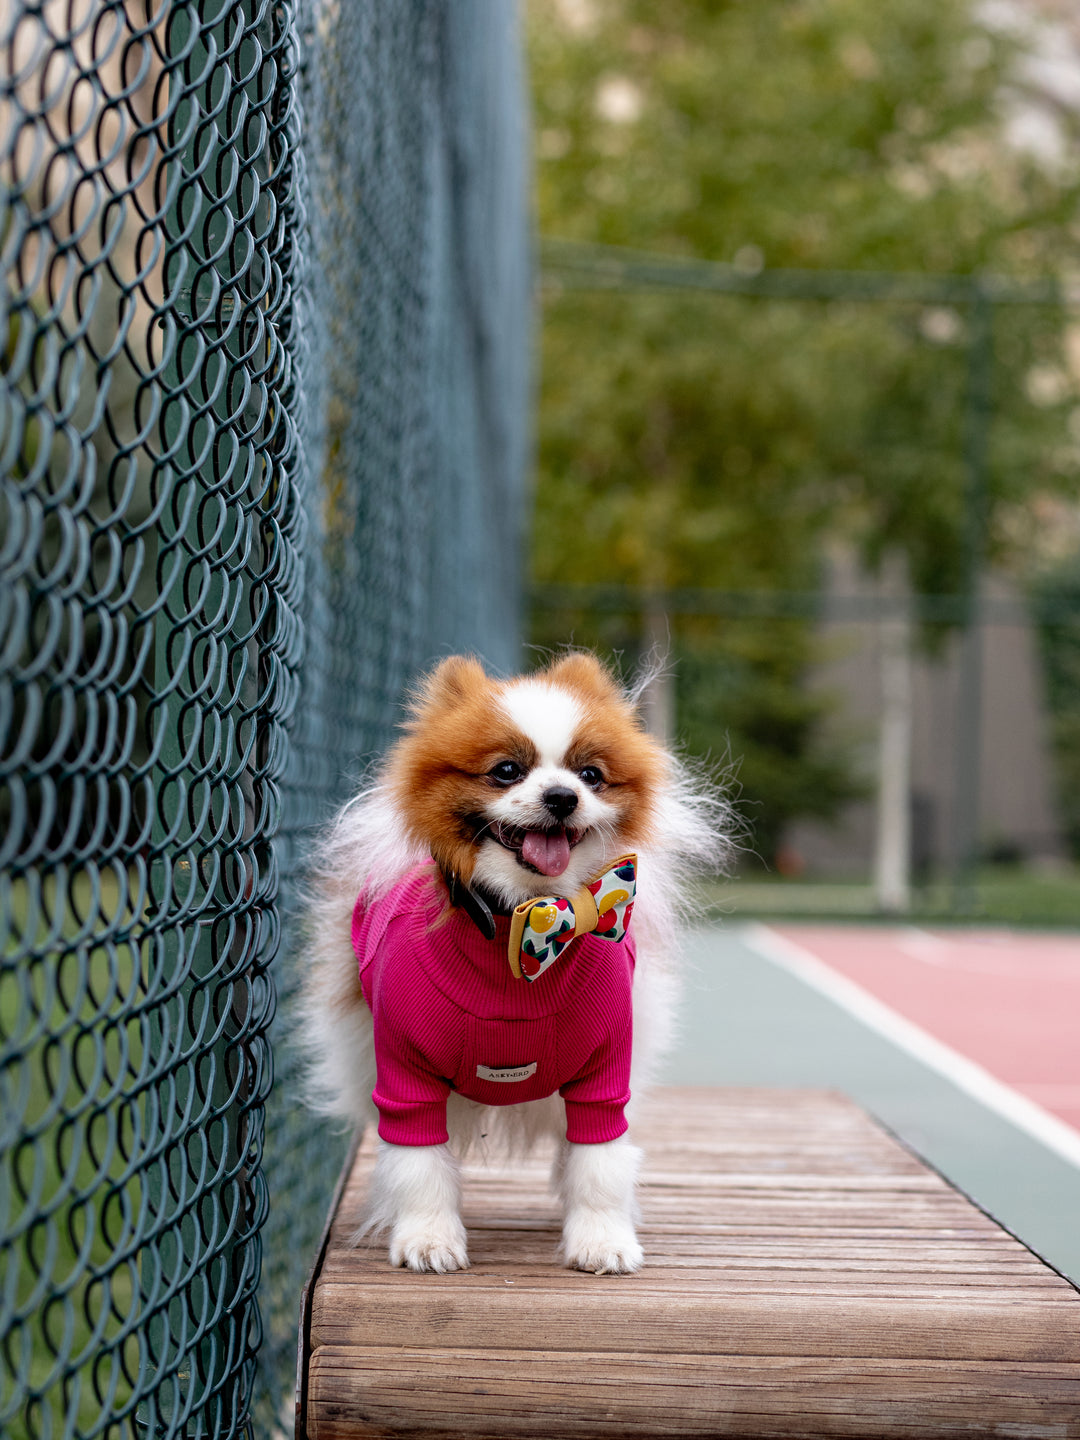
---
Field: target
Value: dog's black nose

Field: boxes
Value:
[543,785,579,820]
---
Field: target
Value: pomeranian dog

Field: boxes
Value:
[302,652,730,1274]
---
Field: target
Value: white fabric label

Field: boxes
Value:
[475,1062,538,1084]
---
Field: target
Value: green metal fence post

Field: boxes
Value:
[951,282,993,913]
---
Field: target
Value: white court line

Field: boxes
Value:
[740,921,1080,1172]
[896,926,954,963]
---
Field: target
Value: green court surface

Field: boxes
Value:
[661,922,1080,1285]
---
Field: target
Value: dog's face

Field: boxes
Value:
[387,653,664,906]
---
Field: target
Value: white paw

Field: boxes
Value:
[388,1216,469,1273]
[560,1213,644,1275]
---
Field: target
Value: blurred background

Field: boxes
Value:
[525,0,1080,925]
[4,2,1080,1436]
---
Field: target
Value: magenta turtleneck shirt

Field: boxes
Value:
[351,863,635,1146]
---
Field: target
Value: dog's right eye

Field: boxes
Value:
[489,760,525,785]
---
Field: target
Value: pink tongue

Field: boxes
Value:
[521,829,571,877]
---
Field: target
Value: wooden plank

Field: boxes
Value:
[300,1087,1080,1439]
[307,1347,1080,1440]
[309,1287,1080,1362]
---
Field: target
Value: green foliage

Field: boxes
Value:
[675,628,868,862]
[701,866,1080,925]
[528,0,1080,859]
[531,0,1074,269]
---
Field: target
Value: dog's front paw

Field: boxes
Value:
[559,1213,643,1275]
[389,1216,469,1273]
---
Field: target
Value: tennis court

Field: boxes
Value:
[665,920,1080,1284]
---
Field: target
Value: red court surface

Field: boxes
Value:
[770,925,1080,1136]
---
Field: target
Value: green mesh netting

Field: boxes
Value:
[0,2,531,1435]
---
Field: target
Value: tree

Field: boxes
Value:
[527,0,1080,863]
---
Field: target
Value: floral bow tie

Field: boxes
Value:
[507,855,637,981]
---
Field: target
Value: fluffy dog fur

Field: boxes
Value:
[301,652,732,1273]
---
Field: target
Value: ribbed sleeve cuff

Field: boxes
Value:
[563,1097,630,1145]
[374,1094,449,1146]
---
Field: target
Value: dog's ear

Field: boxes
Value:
[543,651,621,703]
[407,655,488,718]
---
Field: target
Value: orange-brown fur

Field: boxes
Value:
[386,653,664,884]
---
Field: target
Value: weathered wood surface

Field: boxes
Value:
[298,1088,1080,1439]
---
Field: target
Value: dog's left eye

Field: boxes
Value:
[578,766,604,787]
[489,760,525,785]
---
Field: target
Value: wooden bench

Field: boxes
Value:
[296,1087,1080,1438]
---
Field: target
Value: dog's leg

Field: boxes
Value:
[556,1134,644,1274]
[360,1140,469,1273]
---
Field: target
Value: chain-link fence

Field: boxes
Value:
[534,240,1078,917]
[1,1,531,1435]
